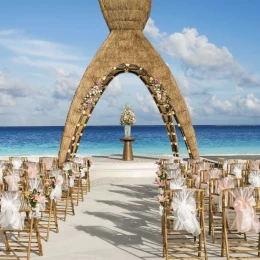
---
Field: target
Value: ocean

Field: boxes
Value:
[0,125,259,157]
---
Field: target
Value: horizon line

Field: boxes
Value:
[0,124,260,127]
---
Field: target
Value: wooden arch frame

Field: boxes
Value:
[58,0,200,163]
[63,63,183,162]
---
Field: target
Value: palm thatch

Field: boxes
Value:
[58,0,199,163]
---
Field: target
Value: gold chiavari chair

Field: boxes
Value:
[39,157,58,176]
[209,177,243,243]
[221,187,260,259]
[37,178,59,241]
[55,171,75,221]
[2,169,27,192]
[9,157,27,170]
[163,189,207,259]
[0,191,43,260]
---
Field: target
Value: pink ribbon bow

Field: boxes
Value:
[28,166,38,178]
[233,196,260,233]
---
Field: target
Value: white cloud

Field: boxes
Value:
[144,21,260,87]
[236,85,243,92]
[184,97,196,117]
[233,93,260,116]
[12,56,84,74]
[0,93,16,106]
[105,77,122,96]
[144,18,160,39]
[0,29,17,36]
[136,92,157,113]
[53,68,80,100]
[0,31,84,61]
[0,71,35,97]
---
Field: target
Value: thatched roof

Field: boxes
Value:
[58,0,199,163]
[99,0,151,30]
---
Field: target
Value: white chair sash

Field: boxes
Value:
[166,163,180,170]
[231,187,260,233]
[167,169,181,179]
[4,170,20,191]
[170,177,186,190]
[74,157,84,164]
[0,168,3,184]
[249,170,260,187]
[0,191,25,229]
[28,178,42,191]
[12,158,23,170]
[50,175,63,201]
[216,177,234,211]
[172,189,201,236]
[63,162,73,171]
[230,163,245,178]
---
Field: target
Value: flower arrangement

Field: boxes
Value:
[151,78,173,112]
[45,176,61,189]
[120,105,136,126]
[27,188,45,217]
[81,80,104,110]
[66,169,78,179]
[154,158,168,215]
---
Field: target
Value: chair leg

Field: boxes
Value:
[53,200,59,233]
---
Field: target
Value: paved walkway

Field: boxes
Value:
[1,177,259,259]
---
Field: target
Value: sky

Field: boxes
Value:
[0,0,260,126]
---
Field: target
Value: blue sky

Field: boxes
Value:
[0,0,260,126]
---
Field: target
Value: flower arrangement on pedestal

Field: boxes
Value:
[120,105,136,138]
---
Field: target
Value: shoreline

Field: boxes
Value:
[1,154,259,164]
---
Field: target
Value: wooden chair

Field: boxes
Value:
[55,171,75,221]
[39,157,58,176]
[9,157,27,170]
[37,178,59,241]
[0,191,43,260]
[209,177,243,243]
[163,189,207,259]
[221,187,260,259]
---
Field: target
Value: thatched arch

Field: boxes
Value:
[58,0,199,163]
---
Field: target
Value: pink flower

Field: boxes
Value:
[156,170,163,176]
[55,179,61,185]
[159,180,166,187]
[34,195,45,203]
[157,194,169,203]
[154,78,159,84]
[154,178,160,185]
[45,182,51,187]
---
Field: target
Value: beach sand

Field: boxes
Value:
[1,154,260,259]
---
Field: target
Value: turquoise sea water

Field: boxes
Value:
[0,125,259,156]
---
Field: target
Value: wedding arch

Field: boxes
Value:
[58,0,199,163]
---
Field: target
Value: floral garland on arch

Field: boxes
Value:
[152,78,173,113]
[81,80,104,110]
[154,158,169,216]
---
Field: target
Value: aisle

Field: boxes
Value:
[0,177,229,259]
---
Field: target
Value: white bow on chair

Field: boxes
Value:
[216,177,234,212]
[170,177,186,190]
[231,164,244,178]
[172,189,201,236]
[12,158,23,170]
[4,170,20,191]
[50,175,63,201]
[249,171,260,187]
[0,192,25,229]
